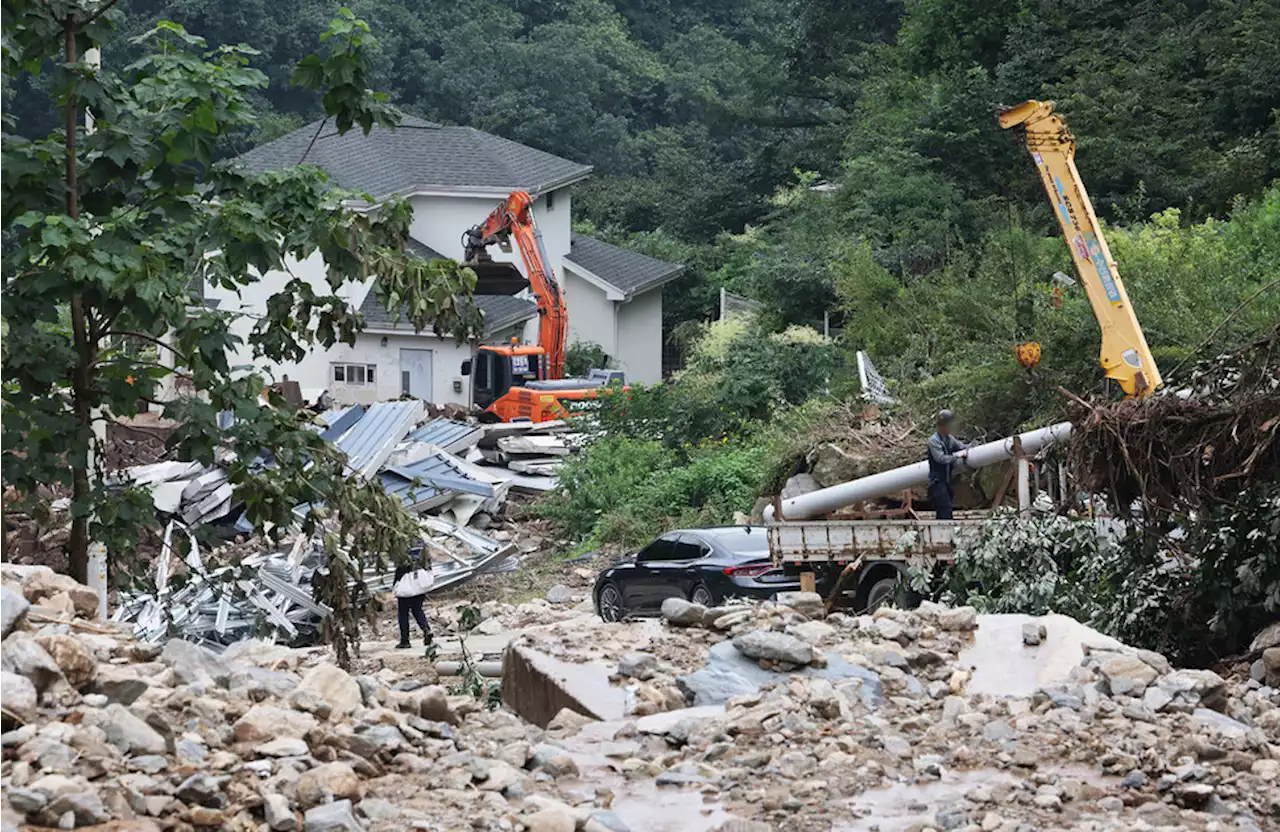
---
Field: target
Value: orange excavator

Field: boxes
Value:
[460,191,625,422]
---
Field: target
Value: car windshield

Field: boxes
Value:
[705,528,770,556]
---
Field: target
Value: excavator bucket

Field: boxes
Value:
[460,259,529,296]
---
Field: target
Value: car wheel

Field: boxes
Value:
[597,582,625,622]
[689,583,713,607]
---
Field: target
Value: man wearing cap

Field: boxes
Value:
[927,409,969,520]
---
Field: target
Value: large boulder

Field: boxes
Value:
[661,598,706,627]
[732,630,814,666]
[1,632,63,693]
[2,586,30,637]
[781,474,822,500]
[1098,653,1159,696]
[397,685,458,725]
[1262,647,1280,687]
[233,704,319,743]
[92,665,149,705]
[296,762,363,809]
[617,653,657,680]
[303,799,363,832]
[1,671,38,726]
[1155,668,1227,711]
[1251,622,1280,654]
[160,639,231,687]
[99,704,167,755]
[775,591,825,620]
[35,634,97,691]
[295,664,362,718]
[19,570,99,618]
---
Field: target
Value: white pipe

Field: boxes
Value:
[765,422,1073,522]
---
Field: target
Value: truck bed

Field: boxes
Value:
[768,518,984,566]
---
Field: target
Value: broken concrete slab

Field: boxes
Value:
[959,613,1124,698]
[502,644,628,728]
[497,435,571,456]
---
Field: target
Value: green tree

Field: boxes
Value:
[1,3,478,665]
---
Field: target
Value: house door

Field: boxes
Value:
[400,349,434,401]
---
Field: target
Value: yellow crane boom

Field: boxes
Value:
[999,99,1162,398]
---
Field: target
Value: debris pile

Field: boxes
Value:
[0,568,607,832]
[488,590,1280,831]
[110,403,583,647]
[3,564,1279,832]
[1069,325,1280,516]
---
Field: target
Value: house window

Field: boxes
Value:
[332,363,377,386]
[545,190,555,211]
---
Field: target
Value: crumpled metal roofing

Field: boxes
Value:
[380,450,496,513]
[335,400,423,477]
[405,417,484,453]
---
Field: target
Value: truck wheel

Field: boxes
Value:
[852,566,922,614]
[858,575,900,614]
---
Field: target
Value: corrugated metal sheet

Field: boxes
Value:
[380,451,496,512]
[320,405,362,427]
[336,400,423,478]
[406,418,483,453]
[320,405,366,441]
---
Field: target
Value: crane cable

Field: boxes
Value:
[1165,275,1280,381]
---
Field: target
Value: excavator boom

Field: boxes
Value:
[999,100,1162,398]
[463,191,568,379]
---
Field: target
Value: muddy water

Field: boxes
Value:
[960,613,1123,698]
[558,711,735,832]
[838,769,1021,831]
[838,764,1111,832]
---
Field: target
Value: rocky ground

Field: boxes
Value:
[3,561,1278,832]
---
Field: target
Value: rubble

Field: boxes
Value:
[3,564,1279,832]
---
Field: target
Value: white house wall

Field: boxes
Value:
[616,288,664,385]
[199,186,659,404]
[562,268,617,358]
[202,247,519,407]
[204,249,376,397]
[322,332,474,406]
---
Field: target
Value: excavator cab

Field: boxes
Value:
[462,344,546,411]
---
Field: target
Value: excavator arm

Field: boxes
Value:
[999,100,1162,398]
[462,191,568,380]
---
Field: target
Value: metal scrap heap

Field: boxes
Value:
[111,402,582,647]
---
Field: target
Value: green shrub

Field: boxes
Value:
[539,433,773,550]
[932,480,1280,665]
[537,437,674,544]
[591,317,836,448]
[565,341,613,377]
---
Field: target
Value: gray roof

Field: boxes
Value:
[360,279,536,338]
[565,233,685,299]
[234,116,592,199]
[405,238,446,261]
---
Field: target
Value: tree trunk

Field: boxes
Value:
[64,15,92,584]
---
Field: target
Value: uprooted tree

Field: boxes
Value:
[1,2,478,665]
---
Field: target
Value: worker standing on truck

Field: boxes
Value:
[927,409,969,520]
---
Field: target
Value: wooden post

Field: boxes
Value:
[800,572,817,593]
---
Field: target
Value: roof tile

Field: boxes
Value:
[565,233,685,298]
[234,116,592,198]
